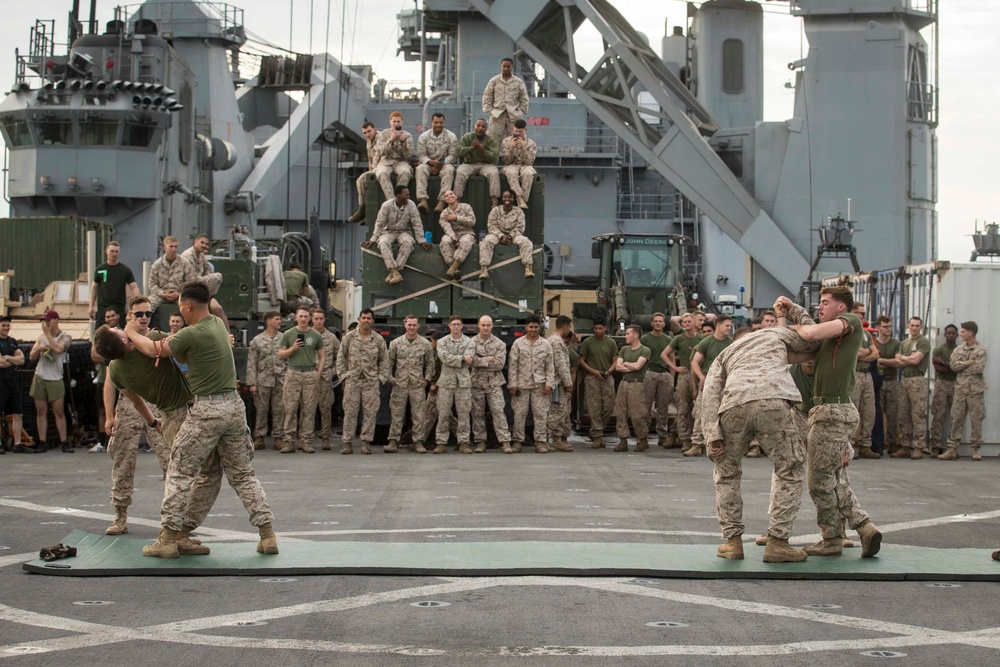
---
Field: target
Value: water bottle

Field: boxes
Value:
[425,231,433,244]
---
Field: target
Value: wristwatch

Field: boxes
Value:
[148,418,160,429]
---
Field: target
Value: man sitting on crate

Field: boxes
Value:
[362,184,431,285]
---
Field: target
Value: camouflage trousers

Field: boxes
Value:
[252,384,284,439]
[389,383,427,443]
[614,381,649,443]
[898,376,929,451]
[690,393,705,446]
[196,273,223,296]
[374,160,412,199]
[472,384,511,445]
[282,368,319,444]
[713,399,805,540]
[948,388,986,447]
[643,371,673,438]
[479,233,534,268]
[807,403,870,540]
[316,375,335,440]
[356,171,371,202]
[674,372,695,441]
[454,163,500,198]
[377,232,415,272]
[161,396,272,532]
[422,389,457,444]
[415,163,455,202]
[850,371,875,449]
[160,406,223,535]
[343,379,381,445]
[583,374,615,439]
[880,380,900,448]
[547,388,572,442]
[511,387,549,444]
[502,165,536,203]
[929,378,955,448]
[440,232,476,265]
[436,386,471,445]
[486,114,516,143]
[108,398,170,507]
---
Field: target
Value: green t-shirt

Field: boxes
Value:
[283,270,309,298]
[640,332,671,373]
[618,344,651,381]
[109,331,192,412]
[933,344,957,381]
[878,337,901,381]
[568,344,580,370]
[694,335,732,372]
[280,327,324,371]
[580,334,619,373]
[168,315,237,396]
[787,364,814,414]
[900,335,931,377]
[855,330,875,372]
[93,262,136,315]
[813,313,864,399]
[668,333,703,368]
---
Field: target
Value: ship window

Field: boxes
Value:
[34,118,72,145]
[80,119,119,146]
[123,120,156,147]
[722,39,744,94]
[0,118,32,147]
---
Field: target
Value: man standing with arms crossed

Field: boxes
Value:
[776,289,882,558]
[849,302,880,459]
[929,324,959,457]
[278,307,324,454]
[337,309,389,455]
[387,315,435,453]
[246,310,285,451]
[612,325,651,453]
[893,316,931,459]
[663,312,702,454]
[435,315,475,454]
[641,312,674,448]
[29,310,73,453]
[470,315,512,454]
[579,320,618,449]
[940,321,988,461]
[875,315,902,455]
[125,282,277,558]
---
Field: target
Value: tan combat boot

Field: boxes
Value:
[516,195,528,209]
[280,441,296,454]
[478,265,489,280]
[682,444,705,457]
[299,441,315,454]
[106,507,128,535]
[890,446,910,458]
[501,442,513,454]
[361,442,373,455]
[550,439,573,452]
[257,523,279,555]
[253,436,265,450]
[433,200,446,214]
[763,537,808,563]
[857,520,882,558]
[635,439,649,453]
[591,437,605,449]
[340,443,353,455]
[432,444,447,454]
[446,260,461,278]
[474,442,486,453]
[321,439,331,451]
[972,446,982,461]
[273,438,284,451]
[511,441,523,453]
[803,538,843,557]
[534,442,549,453]
[910,448,924,459]
[414,442,427,454]
[716,537,744,560]
[746,445,763,458]
[388,269,404,285]
[524,264,535,279]
[348,205,366,223]
[937,445,958,460]
[857,446,881,459]
[754,534,768,547]
[930,446,942,457]
[385,440,399,453]
[417,198,429,213]
[142,528,182,559]
[613,440,628,452]
[177,532,211,556]
[459,442,473,454]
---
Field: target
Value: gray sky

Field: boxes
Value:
[0,0,994,264]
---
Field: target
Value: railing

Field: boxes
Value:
[533,127,618,155]
[114,2,245,41]
[906,81,937,126]
[617,193,677,221]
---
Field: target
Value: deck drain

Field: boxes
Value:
[79,503,105,508]
[558,476,579,480]
[272,469,292,473]
[860,651,906,658]
[410,601,451,608]
[925,583,961,588]
[691,515,717,520]
[231,620,268,627]
[327,503,353,508]
[438,481,461,485]
[638,472,658,475]
[74,470,97,474]
[309,521,340,525]
[645,621,687,628]
[803,604,841,609]
[905,501,927,505]
[259,578,297,583]
[585,522,614,526]
[74,600,114,606]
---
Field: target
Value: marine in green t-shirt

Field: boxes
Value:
[109,330,192,412]
[580,329,619,374]
[280,326,324,371]
[283,267,309,298]
[640,331,671,374]
[694,334,732,373]
[168,315,238,396]
[788,362,815,415]
[813,312,864,400]
[617,343,651,381]
[877,335,901,381]
[900,326,931,378]
[667,332,703,369]
[932,336,958,382]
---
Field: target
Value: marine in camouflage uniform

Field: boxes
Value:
[387,319,435,453]
[702,322,818,562]
[640,314,674,443]
[336,311,389,454]
[368,190,426,281]
[181,239,222,295]
[929,326,958,453]
[374,112,414,199]
[579,323,618,447]
[481,58,529,142]
[436,319,475,452]
[665,316,702,447]
[108,397,170,503]
[438,191,477,277]
[941,323,988,460]
[146,236,197,312]
[508,317,554,452]
[546,315,575,453]
[313,312,341,449]
[350,122,381,223]
[453,119,501,201]
[849,326,878,458]
[479,193,535,278]
[613,326,651,453]
[875,317,901,453]
[415,114,457,211]
[894,319,931,459]
[278,310,324,453]
[246,315,285,449]
[470,316,511,453]
[500,120,537,207]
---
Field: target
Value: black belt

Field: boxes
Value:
[813,395,852,405]
[621,377,644,383]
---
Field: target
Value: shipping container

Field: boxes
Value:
[823,261,1000,446]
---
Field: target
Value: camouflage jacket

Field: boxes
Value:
[547,333,572,388]
[317,328,340,381]
[508,335,555,390]
[336,329,389,384]
[148,255,197,299]
[371,199,425,239]
[377,128,414,163]
[950,342,988,392]
[501,136,537,167]
[487,206,526,238]
[470,334,507,389]
[246,331,286,388]
[440,203,477,238]
[417,128,458,165]
[482,74,529,120]
[437,334,475,389]
[389,334,435,388]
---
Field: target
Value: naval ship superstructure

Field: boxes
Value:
[0,0,939,319]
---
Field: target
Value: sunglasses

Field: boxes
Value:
[132,311,152,319]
